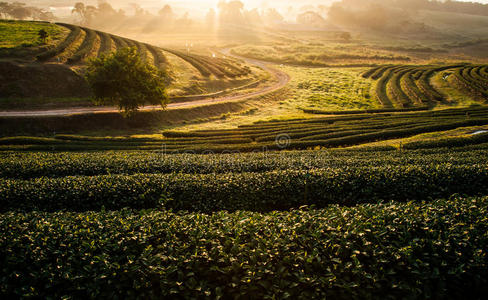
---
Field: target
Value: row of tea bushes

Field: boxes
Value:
[403,132,488,149]
[2,107,488,152]
[1,147,488,179]
[1,164,487,212]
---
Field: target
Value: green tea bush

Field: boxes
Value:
[404,132,488,149]
[146,44,167,69]
[97,31,112,55]
[1,147,487,179]
[1,163,487,212]
[480,66,488,79]
[112,35,129,48]
[373,68,394,107]
[302,106,428,115]
[67,27,96,64]
[1,197,487,298]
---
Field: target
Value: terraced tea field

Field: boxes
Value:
[1,106,487,152]
[362,64,488,108]
[28,22,251,79]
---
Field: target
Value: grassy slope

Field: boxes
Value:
[0,20,67,49]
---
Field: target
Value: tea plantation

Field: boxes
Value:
[1,142,488,298]
[2,106,488,152]
[2,20,488,299]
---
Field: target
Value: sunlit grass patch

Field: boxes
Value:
[283,66,379,111]
[0,20,67,48]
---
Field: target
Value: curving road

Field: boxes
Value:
[0,49,290,117]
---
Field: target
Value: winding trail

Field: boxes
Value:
[0,49,290,117]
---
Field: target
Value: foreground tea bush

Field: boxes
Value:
[1,164,487,212]
[1,197,487,299]
[1,147,488,179]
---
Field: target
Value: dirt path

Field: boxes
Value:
[0,49,290,117]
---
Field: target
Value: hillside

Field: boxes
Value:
[0,20,260,108]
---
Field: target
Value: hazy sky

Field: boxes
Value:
[35,0,488,17]
[36,0,488,10]
[104,0,488,7]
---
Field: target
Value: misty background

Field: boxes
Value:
[3,0,488,45]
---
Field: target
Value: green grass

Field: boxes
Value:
[231,43,411,67]
[0,20,67,49]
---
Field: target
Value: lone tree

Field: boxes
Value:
[85,47,169,115]
[38,29,48,44]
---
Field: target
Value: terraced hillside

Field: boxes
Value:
[0,21,256,101]
[32,23,251,79]
[1,106,487,152]
[362,64,488,108]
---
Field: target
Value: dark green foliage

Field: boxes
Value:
[480,66,488,79]
[31,22,244,83]
[417,67,450,103]
[373,67,395,107]
[37,29,48,44]
[111,35,128,49]
[84,47,169,115]
[400,70,428,105]
[5,147,485,179]
[387,67,412,107]
[1,196,488,298]
[449,67,488,101]
[369,65,392,80]
[360,65,382,78]
[130,39,148,62]
[1,161,487,212]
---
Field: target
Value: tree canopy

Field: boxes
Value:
[0,2,54,21]
[84,47,169,116]
[38,29,48,44]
